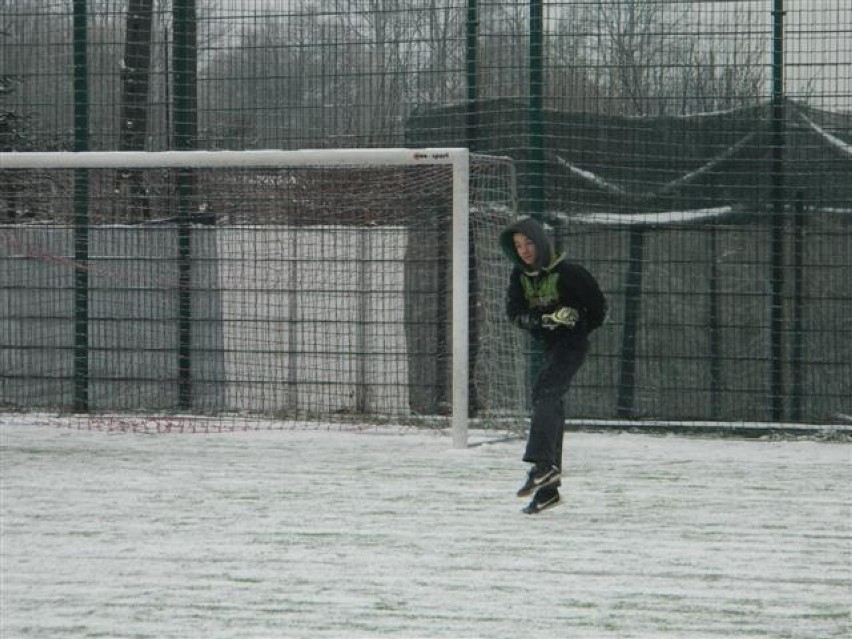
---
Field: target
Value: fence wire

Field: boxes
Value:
[1,1,850,425]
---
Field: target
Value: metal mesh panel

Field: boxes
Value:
[0,153,524,432]
[1,0,849,427]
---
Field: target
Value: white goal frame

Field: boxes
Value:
[0,148,473,447]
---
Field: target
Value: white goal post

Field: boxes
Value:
[0,148,524,447]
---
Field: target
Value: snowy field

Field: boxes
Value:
[1,419,850,639]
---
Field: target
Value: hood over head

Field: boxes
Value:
[499,216,558,274]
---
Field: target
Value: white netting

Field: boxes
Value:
[0,150,524,439]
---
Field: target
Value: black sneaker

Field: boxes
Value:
[516,463,561,498]
[522,488,562,515]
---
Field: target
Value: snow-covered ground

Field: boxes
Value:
[1,419,849,638]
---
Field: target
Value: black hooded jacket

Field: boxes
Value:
[499,217,607,341]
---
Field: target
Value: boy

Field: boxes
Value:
[499,217,607,514]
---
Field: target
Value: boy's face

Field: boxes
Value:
[513,232,537,266]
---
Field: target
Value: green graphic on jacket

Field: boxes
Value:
[520,271,561,310]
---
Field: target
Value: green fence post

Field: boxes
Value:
[174,0,197,410]
[467,0,480,415]
[526,0,545,394]
[466,0,479,152]
[528,0,544,220]
[72,0,89,412]
[769,0,786,421]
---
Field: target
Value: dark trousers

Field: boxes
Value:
[523,336,589,469]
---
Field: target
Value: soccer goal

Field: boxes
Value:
[0,148,525,447]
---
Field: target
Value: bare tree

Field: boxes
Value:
[200,2,329,148]
[326,0,422,145]
[478,1,529,100]
[420,0,465,104]
[546,6,601,113]
[678,8,766,113]
[579,0,765,116]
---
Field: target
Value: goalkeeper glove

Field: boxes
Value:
[541,306,580,330]
[515,312,543,332]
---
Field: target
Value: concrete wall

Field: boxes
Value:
[0,225,409,417]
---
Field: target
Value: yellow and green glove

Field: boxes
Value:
[541,306,579,330]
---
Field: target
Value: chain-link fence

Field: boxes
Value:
[1,1,850,426]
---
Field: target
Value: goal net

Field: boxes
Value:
[0,149,525,446]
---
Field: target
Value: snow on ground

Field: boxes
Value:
[1,420,849,639]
